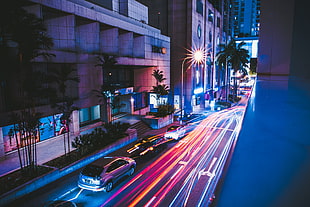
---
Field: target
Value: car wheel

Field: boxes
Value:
[105,181,113,192]
[128,167,135,176]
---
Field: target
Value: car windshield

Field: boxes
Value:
[81,164,103,177]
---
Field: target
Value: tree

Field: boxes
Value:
[151,69,166,86]
[48,64,80,156]
[1,1,54,173]
[95,54,118,84]
[150,69,170,105]
[216,39,249,99]
[149,70,174,117]
[10,110,42,174]
[94,54,118,123]
[0,0,54,109]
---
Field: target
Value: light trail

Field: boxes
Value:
[101,105,246,207]
[169,110,240,207]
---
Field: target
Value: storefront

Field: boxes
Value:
[1,113,66,153]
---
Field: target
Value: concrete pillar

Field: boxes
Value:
[45,14,76,51]
[258,0,295,75]
[23,4,42,17]
[71,110,80,136]
[76,22,100,53]
[133,35,145,58]
[100,28,119,54]
[119,32,133,56]
[0,127,4,159]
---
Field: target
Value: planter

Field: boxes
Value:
[142,114,174,129]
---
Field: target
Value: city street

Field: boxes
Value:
[7,95,248,207]
[101,106,245,207]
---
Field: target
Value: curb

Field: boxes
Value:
[0,129,137,206]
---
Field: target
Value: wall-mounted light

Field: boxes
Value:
[161,47,167,54]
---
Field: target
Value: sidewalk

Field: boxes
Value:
[0,134,77,177]
[0,115,180,178]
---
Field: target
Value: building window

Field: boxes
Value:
[2,113,69,153]
[208,9,214,22]
[79,105,101,126]
[133,92,148,111]
[197,24,202,39]
[209,31,212,42]
[196,0,203,15]
[217,17,220,27]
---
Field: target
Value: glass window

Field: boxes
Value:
[107,161,120,172]
[91,105,100,120]
[208,9,214,22]
[217,17,221,27]
[79,108,90,123]
[196,0,203,15]
[79,105,101,126]
[133,92,148,111]
[2,113,66,153]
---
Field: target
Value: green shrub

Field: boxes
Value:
[72,122,130,156]
[228,94,241,103]
[103,121,130,139]
[153,104,175,117]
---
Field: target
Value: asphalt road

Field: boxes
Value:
[6,107,245,207]
[101,107,244,207]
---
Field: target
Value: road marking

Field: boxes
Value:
[56,187,79,200]
[145,196,157,207]
[198,157,217,180]
[170,165,184,180]
[179,161,188,165]
[207,157,218,172]
[68,188,83,201]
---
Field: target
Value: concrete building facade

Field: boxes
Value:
[0,0,170,158]
[140,0,233,115]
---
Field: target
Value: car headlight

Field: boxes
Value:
[140,147,154,156]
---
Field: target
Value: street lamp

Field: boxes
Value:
[180,49,206,124]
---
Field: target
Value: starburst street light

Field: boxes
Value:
[180,47,207,124]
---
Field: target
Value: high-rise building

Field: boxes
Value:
[232,0,260,37]
[139,0,233,114]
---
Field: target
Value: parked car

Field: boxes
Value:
[127,135,168,159]
[164,125,186,140]
[214,101,231,111]
[78,156,136,192]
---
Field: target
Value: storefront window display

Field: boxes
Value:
[2,113,65,153]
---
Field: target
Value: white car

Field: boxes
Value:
[164,125,186,140]
[78,156,136,192]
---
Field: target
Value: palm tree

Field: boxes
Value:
[150,69,170,105]
[216,39,249,100]
[49,64,80,156]
[95,54,118,123]
[1,1,54,109]
[1,2,54,173]
[152,69,167,86]
[95,54,118,84]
